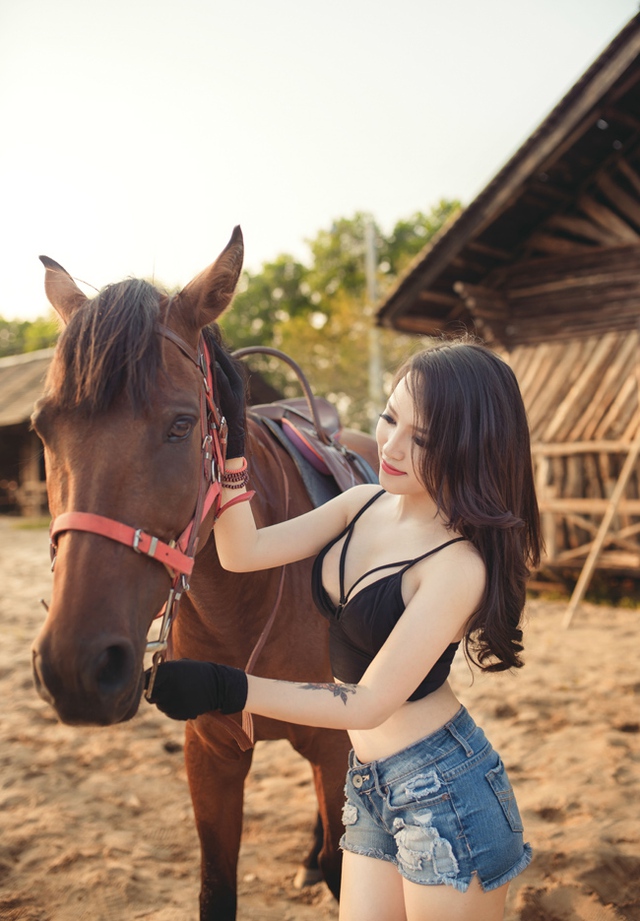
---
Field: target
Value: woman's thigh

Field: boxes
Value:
[339,851,406,921]
[402,875,509,921]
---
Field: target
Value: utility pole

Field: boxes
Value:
[365,219,385,433]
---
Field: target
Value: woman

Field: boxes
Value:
[147,337,541,921]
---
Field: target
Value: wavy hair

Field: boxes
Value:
[395,338,541,672]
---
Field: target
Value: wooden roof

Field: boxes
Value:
[0,349,54,427]
[377,14,640,346]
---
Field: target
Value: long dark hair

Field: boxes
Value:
[396,338,541,672]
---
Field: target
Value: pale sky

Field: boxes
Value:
[1,0,637,319]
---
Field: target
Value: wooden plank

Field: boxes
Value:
[536,454,556,561]
[526,340,589,437]
[527,232,596,255]
[617,157,640,197]
[466,241,512,260]
[569,335,639,440]
[507,312,640,344]
[417,290,460,307]
[544,551,640,571]
[531,439,637,455]
[578,194,640,242]
[594,374,637,441]
[541,333,618,441]
[502,243,640,288]
[538,498,640,513]
[562,424,640,627]
[507,269,640,299]
[596,172,640,230]
[544,213,620,246]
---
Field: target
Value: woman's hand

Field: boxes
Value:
[144,659,248,720]
[213,340,247,459]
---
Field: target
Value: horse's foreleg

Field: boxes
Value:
[294,811,324,889]
[184,719,253,921]
[292,727,351,902]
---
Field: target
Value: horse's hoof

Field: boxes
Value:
[293,866,323,889]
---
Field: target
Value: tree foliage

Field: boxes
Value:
[220,199,460,430]
[0,314,60,359]
[2,199,461,431]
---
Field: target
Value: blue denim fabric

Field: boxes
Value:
[340,706,531,892]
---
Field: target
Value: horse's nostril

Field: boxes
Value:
[94,643,134,695]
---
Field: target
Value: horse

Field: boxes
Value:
[30,227,379,920]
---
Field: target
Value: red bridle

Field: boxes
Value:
[48,325,250,698]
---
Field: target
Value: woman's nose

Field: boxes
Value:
[384,429,404,458]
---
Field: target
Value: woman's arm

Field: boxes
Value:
[210,338,379,572]
[214,472,379,573]
[148,541,484,728]
[242,541,484,728]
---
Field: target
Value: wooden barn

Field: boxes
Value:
[0,349,53,516]
[377,15,640,616]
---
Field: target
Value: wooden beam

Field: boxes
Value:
[544,213,620,246]
[531,440,637,455]
[596,172,640,230]
[417,290,460,307]
[617,157,640,196]
[507,271,634,300]
[527,232,596,255]
[562,423,640,628]
[538,498,640,514]
[578,193,640,242]
[466,241,513,260]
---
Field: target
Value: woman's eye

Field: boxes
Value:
[379,412,395,425]
[168,417,195,442]
[413,436,428,448]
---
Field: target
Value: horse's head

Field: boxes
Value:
[31,228,244,725]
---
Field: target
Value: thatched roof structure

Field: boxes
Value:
[0,348,54,427]
[377,16,640,615]
[377,14,640,345]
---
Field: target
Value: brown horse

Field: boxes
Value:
[31,228,379,920]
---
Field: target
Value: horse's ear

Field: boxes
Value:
[39,256,88,323]
[179,226,244,329]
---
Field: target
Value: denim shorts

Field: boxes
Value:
[340,706,531,892]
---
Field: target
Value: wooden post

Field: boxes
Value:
[562,424,640,628]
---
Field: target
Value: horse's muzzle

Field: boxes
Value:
[31,632,143,726]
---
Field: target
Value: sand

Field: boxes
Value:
[0,516,638,921]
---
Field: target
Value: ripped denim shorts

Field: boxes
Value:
[341,706,531,892]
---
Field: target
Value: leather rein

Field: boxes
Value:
[48,325,252,701]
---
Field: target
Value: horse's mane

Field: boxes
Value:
[48,279,165,415]
[46,276,240,417]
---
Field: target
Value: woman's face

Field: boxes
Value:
[375,374,427,495]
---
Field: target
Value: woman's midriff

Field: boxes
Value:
[347,681,462,763]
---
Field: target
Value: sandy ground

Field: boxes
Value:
[0,516,639,921]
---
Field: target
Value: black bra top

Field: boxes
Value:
[311,489,464,701]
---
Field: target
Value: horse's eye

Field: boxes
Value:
[167,416,196,442]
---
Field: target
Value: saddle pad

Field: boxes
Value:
[281,417,332,475]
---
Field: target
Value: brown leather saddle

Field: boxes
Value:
[233,346,378,506]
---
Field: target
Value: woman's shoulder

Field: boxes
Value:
[342,483,386,516]
[406,534,486,610]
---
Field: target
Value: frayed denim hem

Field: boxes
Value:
[339,835,397,866]
[340,836,533,893]
[479,842,533,892]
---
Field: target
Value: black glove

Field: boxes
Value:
[144,659,248,721]
[213,340,247,460]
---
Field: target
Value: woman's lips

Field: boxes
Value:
[381,459,405,476]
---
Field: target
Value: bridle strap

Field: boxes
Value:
[48,326,225,577]
[50,512,197,576]
[46,322,257,716]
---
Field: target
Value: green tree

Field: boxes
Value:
[0,314,59,358]
[220,200,461,430]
